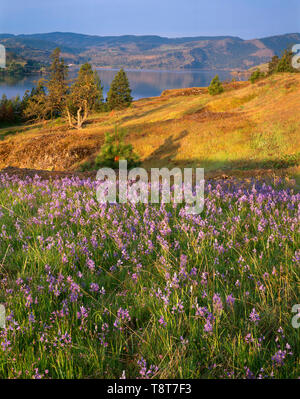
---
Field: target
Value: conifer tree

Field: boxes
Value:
[107,69,133,110]
[268,55,279,75]
[23,79,48,121]
[208,75,224,95]
[93,71,105,112]
[276,49,295,73]
[46,48,68,118]
[268,48,299,75]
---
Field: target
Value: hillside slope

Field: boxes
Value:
[0,73,299,179]
[0,32,299,70]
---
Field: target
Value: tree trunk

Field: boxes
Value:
[77,106,83,129]
[66,105,88,130]
[66,107,75,128]
[83,100,88,122]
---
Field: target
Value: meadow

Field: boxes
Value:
[0,173,299,379]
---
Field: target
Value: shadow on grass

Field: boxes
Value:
[120,102,173,124]
[0,121,47,140]
[144,134,300,171]
[0,119,67,140]
[144,130,189,164]
[0,129,18,141]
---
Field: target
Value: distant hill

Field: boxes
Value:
[0,32,299,70]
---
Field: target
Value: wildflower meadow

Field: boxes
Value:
[0,173,299,379]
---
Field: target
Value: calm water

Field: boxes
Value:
[0,68,237,100]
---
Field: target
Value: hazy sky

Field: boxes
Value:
[1,0,299,39]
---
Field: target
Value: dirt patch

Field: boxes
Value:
[284,78,300,90]
[161,87,208,97]
[184,107,241,122]
[0,166,97,180]
[0,131,102,171]
[0,166,297,189]
[223,81,250,91]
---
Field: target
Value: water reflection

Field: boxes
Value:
[0,68,237,100]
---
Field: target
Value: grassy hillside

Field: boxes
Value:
[0,73,299,180]
[0,74,299,380]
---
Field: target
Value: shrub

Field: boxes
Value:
[268,48,299,75]
[95,125,140,169]
[250,69,265,84]
[208,75,224,95]
[276,49,296,73]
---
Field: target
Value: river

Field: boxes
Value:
[0,68,240,100]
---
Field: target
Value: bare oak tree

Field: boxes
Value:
[66,63,103,129]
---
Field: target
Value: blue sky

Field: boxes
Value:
[1,0,299,38]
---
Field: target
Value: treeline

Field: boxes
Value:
[250,48,299,83]
[0,47,133,128]
[0,95,24,125]
[0,59,45,78]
